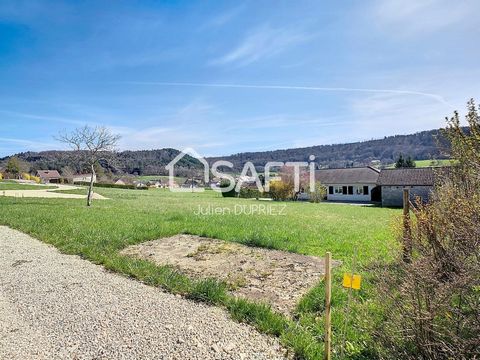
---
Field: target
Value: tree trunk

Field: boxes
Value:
[87,164,95,207]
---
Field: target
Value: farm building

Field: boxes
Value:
[377,168,435,207]
[316,166,381,203]
[36,170,61,184]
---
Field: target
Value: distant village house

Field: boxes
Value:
[72,174,97,183]
[36,170,61,184]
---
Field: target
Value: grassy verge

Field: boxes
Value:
[49,188,88,195]
[0,182,58,190]
[0,187,400,359]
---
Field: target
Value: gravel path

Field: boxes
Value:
[0,226,287,360]
[1,184,106,200]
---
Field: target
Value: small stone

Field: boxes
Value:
[225,342,235,352]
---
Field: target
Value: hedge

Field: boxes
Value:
[73,181,148,190]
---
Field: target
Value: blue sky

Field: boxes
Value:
[0,0,479,157]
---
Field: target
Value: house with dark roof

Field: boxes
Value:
[316,166,381,202]
[377,168,435,207]
[36,170,61,184]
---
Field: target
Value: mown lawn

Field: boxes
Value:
[0,181,57,190]
[0,187,401,359]
[386,158,455,168]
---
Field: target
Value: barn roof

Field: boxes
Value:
[36,170,61,179]
[377,168,435,186]
[316,166,380,184]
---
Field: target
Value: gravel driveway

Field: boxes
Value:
[0,226,287,360]
[1,184,106,200]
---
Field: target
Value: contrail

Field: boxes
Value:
[124,81,454,107]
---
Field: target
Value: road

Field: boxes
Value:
[0,226,286,360]
[0,183,107,200]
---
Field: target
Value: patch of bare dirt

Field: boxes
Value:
[121,235,341,314]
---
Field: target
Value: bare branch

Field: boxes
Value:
[56,125,121,206]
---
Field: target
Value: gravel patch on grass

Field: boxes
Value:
[0,226,286,360]
[121,235,341,314]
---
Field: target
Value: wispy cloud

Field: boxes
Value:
[0,137,58,152]
[210,25,310,66]
[372,0,476,36]
[110,125,224,153]
[223,114,355,131]
[0,110,86,125]
[124,81,454,107]
[347,91,451,139]
[201,5,244,30]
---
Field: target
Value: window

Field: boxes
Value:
[356,186,363,195]
[329,186,334,195]
[363,186,369,195]
[335,186,343,194]
[348,186,353,195]
[342,186,348,194]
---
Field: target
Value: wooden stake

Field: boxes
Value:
[324,251,332,360]
[403,188,412,263]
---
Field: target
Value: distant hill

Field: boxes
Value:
[0,128,450,176]
[207,129,450,171]
[0,149,203,177]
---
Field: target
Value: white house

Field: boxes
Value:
[316,166,381,202]
[72,174,96,183]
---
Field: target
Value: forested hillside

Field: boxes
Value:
[0,149,203,177]
[208,129,449,171]
[1,128,450,176]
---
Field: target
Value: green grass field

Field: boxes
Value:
[413,159,455,167]
[0,187,401,359]
[0,181,57,190]
[386,158,454,168]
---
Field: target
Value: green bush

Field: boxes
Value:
[219,179,236,197]
[238,187,267,199]
[269,180,294,201]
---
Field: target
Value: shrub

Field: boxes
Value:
[219,179,236,197]
[238,187,267,199]
[30,176,41,183]
[375,99,480,359]
[0,173,3,180]
[21,173,31,180]
[269,180,294,201]
[309,181,327,203]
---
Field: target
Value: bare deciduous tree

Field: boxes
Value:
[57,126,120,206]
